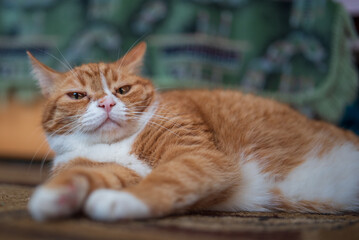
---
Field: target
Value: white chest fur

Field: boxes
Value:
[47,133,152,177]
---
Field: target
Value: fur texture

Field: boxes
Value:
[27,42,359,221]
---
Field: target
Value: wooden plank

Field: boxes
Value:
[0,162,49,185]
[0,99,53,161]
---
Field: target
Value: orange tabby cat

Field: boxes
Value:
[28,42,359,221]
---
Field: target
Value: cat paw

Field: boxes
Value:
[84,189,150,221]
[28,178,88,221]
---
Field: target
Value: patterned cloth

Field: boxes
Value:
[0,0,357,123]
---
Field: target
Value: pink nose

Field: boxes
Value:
[98,97,116,113]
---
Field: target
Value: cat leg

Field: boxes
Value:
[85,150,239,221]
[28,158,141,221]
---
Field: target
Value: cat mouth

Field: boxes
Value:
[94,118,122,132]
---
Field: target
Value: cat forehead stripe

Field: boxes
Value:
[100,72,112,95]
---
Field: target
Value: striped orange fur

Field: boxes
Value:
[27,42,359,221]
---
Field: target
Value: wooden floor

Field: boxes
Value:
[0,160,359,240]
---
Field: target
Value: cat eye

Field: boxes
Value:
[67,92,86,100]
[116,85,131,95]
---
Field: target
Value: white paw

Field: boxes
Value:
[28,182,87,221]
[84,189,150,221]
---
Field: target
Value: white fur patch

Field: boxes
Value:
[277,143,359,211]
[213,143,359,212]
[210,161,273,211]
[50,133,151,177]
[85,189,150,221]
[48,103,157,177]
[28,186,83,221]
[100,72,112,95]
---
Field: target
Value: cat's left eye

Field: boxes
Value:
[116,85,131,95]
[67,92,86,100]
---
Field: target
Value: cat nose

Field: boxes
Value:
[98,96,116,113]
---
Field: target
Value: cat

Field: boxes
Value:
[27,42,359,222]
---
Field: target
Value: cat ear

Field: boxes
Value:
[116,42,147,74]
[27,51,61,97]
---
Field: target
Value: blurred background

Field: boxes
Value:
[0,0,358,175]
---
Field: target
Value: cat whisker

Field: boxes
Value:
[117,33,149,72]
[126,100,151,107]
[144,120,180,137]
[127,112,181,126]
[55,47,80,80]
[129,106,181,117]
[78,115,109,132]
[29,120,76,167]
[31,119,80,175]
[128,115,180,137]
[126,106,184,128]
[39,121,84,176]
[32,48,73,74]
[30,120,79,168]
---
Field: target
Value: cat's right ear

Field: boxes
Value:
[27,51,61,98]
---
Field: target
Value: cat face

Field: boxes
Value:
[28,42,155,143]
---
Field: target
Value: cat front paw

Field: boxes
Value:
[28,177,88,221]
[84,189,150,221]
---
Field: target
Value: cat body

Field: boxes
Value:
[27,42,359,221]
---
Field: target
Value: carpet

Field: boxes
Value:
[0,162,359,240]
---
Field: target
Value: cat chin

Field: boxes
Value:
[95,119,122,132]
[85,122,138,144]
[89,128,132,144]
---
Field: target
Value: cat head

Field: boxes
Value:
[28,42,156,143]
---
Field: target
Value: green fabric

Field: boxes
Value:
[0,0,357,123]
[266,3,359,123]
